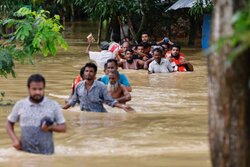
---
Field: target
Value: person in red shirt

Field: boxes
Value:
[165,44,193,72]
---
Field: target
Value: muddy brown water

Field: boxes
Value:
[0,22,210,167]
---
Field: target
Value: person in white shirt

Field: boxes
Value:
[148,48,173,74]
[86,39,114,68]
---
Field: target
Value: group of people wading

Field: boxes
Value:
[5,32,194,155]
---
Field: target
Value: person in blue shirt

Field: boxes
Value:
[63,63,133,112]
[100,59,132,92]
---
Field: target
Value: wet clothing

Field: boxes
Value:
[7,97,65,154]
[171,56,187,72]
[148,58,173,73]
[89,50,115,68]
[68,80,117,112]
[100,73,131,87]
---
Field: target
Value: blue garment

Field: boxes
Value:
[100,73,131,87]
[68,80,117,112]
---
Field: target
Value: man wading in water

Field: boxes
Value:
[107,70,131,104]
[6,74,66,154]
[63,62,134,112]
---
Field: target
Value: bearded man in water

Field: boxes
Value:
[107,70,131,104]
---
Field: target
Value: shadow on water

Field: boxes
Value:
[0,22,210,167]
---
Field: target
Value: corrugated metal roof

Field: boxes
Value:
[166,0,210,11]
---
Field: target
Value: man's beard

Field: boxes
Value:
[126,59,133,64]
[30,95,44,103]
[107,82,119,93]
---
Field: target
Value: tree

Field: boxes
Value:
[208,0,250,166]
[0,7,68,78]
[75,0,167,42]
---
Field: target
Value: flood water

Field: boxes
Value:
[0,22,210,167]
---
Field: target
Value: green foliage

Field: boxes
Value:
[189,0,213,19]
[0,7,68,78]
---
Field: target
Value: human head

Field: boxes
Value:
[125,48,134,63]
[106,59,118,73]
[27,74,46,103]
[100,41,110,50]
[141,42,151,54]
[141,32,150,43]
[171,44,181,57]
[153,48,163,64]
[136,44,144,53]
[80,62,97,80]
[108,70,120,85]
[121,41,129,51]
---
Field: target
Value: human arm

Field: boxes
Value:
[41,123,66,132]
[85,38,92,54]
[167,60,174,72]
[6,121,21,150]
[113,103,135,113]
[63,85,79,109]
[144,57,154,70]
[156,37,174,45]
[115,85,131,103]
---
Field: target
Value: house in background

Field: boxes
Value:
[166,0,212,49]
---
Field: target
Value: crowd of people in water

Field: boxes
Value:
[68,32,194,108]
[5,32,194,155]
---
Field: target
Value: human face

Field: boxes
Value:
[153,51,162,64]
[84,67,96,81]
[107,62,118,73]
[108,73,118,85]
[141,34,149,42]
[171,47,180,57]
[122,42,129,51]
[137,46,144,53]
[29,82,45,103]
[125,51,133,60]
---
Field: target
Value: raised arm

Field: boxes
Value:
[85,38,92,54]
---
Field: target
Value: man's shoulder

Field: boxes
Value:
[14,98,29,106]
[95,80,106,87]
[43,97,60,107]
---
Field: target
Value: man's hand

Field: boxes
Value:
[121,104,135,113]
[41,122,53,132]
[12,139,22,150]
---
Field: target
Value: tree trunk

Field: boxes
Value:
[105,18,112,41]
[97,16,103,44]
[70,3,74,22]
[126,15,138,43]
[208,0,250,167]
[112,14,121,42]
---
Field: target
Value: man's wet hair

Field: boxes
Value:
[135,43,144,49]
[27,74,46,88]
[107,59,118,66]
[153,48,163,55]
[109,70,120,79]
[80,62,97,77]
[125,48,134,54]
[141,31,151,37]
[141,42,151,49]
[171,44,181,50]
